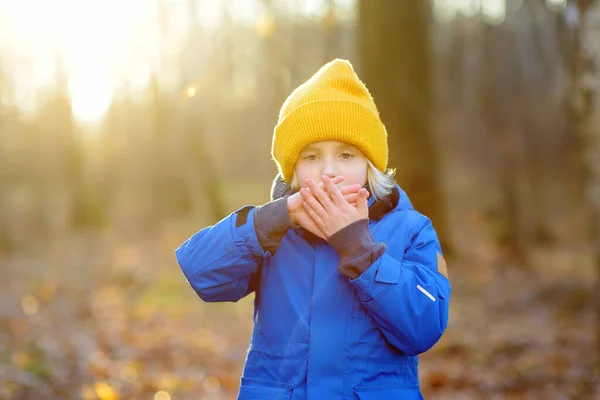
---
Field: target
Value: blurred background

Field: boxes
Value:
[0,0,599,398]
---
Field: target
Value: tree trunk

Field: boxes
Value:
[358,1,449,250]
[569,0,600,379]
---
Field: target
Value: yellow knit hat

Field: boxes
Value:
[271,58,388,183]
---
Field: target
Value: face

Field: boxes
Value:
[294,141,368,189]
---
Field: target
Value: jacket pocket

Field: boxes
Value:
[354,385,423,400]
[238,377,293,400]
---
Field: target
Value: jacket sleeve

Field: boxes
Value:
[349,217,451,356]
[175,205,267,303]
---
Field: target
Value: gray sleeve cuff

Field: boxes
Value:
[328,219,387,279]
[253,196,298,255]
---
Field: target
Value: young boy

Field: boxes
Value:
[175,59,451,400]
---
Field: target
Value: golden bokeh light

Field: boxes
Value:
[21,295,40,315]
[95,382,119,400]
[154,391,171,400]
[186,87,197,98]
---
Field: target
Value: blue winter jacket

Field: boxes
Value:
[175,179,451,399]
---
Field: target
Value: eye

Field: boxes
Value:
[304,154,318,161]
[340,152,354,160]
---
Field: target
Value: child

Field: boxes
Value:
[175,59,451,400]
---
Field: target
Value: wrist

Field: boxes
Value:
[328,219,386,279]
[254,197,297,251]
[328,219,374,260]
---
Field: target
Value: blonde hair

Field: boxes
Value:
[366,159,397,200]
[290,160,396,201]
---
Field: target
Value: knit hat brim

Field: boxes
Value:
[272,99,388,183]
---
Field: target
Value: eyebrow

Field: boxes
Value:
[300,143,357,153]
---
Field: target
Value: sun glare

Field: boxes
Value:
[69,64,114,123]
[0,0,358,124]
[0,0,157,124]
[186,86,197,98]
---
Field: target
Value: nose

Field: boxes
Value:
[321,158,338,179]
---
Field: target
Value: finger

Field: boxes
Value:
[302,200,325,228]
[343,196,358,207]
[322,175,346,205]
[306,178,340,190]
[358,188,370,216]
[306,178,335,211]
[343,193,358,203]
[302,216,328,240]
[300,188,328,220]
[331,175,344,185]
[339,184,362,195]
[359,188,370,202]
[327,176,346,195]
[314,226,327,240]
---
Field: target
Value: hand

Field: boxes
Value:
[287,176,362,240]
[301,175,370,238]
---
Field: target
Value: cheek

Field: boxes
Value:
[294,164,321,187]
[340,163,368,186]
[344,172,367,186]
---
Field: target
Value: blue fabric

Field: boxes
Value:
[175,185,451,399]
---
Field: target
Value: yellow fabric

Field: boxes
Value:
[271,59,388,182]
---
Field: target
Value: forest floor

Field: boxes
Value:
[0,227,598,400]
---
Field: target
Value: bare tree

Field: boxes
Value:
[569,0,600,373]
[358,1,449,249]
